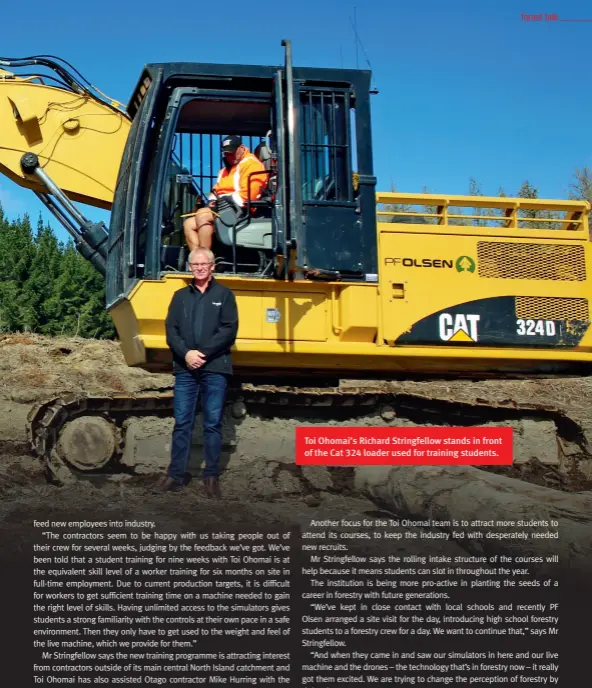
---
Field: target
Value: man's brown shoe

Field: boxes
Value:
[203,477,221,499]
[152,476,183,494]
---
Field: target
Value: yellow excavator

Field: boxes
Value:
[1,43,591,479]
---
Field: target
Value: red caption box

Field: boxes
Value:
[295,427,513,466]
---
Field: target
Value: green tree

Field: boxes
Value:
[0,212,34,285]
[516,180,539,229]
[0,202,114,338]
[419,185,438,225]
[568,167,592,204]
[0,281,23,331]
[568,168,592,238]
[468,177,486,227]
[72,252,114,338]
[490,187,508,228]
[516,180,561,230]
[20,217,63,333]
[0,211,34,331]
[382,183,427,225]
[43,242,114,338]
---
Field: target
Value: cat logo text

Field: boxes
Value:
[439,313,480,343]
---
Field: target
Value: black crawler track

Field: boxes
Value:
[26,384,592,481]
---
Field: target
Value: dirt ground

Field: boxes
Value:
[0,332,591,504]
[2,332,592,418]
[0,333,171,403]
[0,333,170,454]
[1,333,592,490]
[0,333,590,578]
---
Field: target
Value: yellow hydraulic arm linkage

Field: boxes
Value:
[0,56,131,272]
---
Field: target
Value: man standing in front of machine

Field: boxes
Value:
[155,247,239,498]
[183,135,267,251]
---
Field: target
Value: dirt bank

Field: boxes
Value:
[0,333,591,496]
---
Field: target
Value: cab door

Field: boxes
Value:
[296,85,362,278]
[280,42,376,280]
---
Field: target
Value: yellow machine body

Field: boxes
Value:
[110,193,592,377]
[1,69,591,380]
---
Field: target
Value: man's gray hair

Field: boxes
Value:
[188,247,215,264]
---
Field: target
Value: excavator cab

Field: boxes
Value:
[106,42,377,308]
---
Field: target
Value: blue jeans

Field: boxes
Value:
[168,370,229,483]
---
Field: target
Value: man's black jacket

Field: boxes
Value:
[165,278,239,375]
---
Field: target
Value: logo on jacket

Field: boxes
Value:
[212,302,222,307]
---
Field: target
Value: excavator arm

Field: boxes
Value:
[0,56,131,273]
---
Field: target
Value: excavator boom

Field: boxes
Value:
[0,65,130,210]
[0,58,131,273]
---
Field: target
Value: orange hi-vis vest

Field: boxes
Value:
[209,149,267,208]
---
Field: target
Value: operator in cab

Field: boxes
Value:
[183,135,267,252]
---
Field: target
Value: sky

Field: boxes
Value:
[1,0,591,243]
